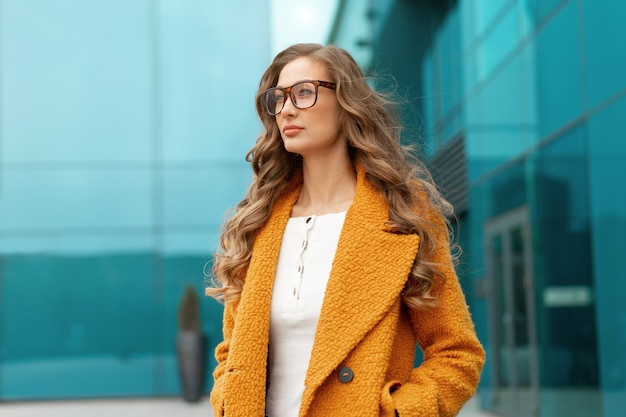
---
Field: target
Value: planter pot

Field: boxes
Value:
[176,330,207,402]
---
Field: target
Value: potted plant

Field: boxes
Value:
[176,284,207,402]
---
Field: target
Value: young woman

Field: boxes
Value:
[206,43,485,417]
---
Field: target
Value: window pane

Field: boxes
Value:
[534,2,584,138]
[2,1,152,163]
[581,0,626,108]
[587,96,626,415]
[531,125,601,416]
[0,250,159,398]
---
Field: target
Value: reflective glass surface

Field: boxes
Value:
[475,0,509,36]
[534,1,584,138]
[523,0,567,24]
[0,168,153,232]
[158,1,264,162]
[477,4,518,80]
[530,126,601,416]
[1,252,158,398]
[581,0,626,109]
[488,216,538,417]
[162,164,250,229]
[2,1,152,163]
[340,1,626,415]
[0,0,270,400]
[587,96,626,415]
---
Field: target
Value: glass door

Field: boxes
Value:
[486,207,539,417]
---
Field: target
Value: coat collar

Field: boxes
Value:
[223,164,420,416]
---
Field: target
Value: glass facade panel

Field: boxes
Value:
[485,162,526,219]
[162,164,250,229]
[332,0,626,415]
[459,0,477,51]
[517,0,536,39]
[523,0,567,24]
[477,4,518,80]
[0,168,153,232]
[462,51,478,97]
[470,50,536,126]
[332,0,373,69]
[0,0,270,400]
[159,0,264,162]
[530,125,602,417]
[581,0,626,109]
[492,234,508,389]
[0,234,152,255]
[487,212,538,417]
[534,0,584,138]
[438,7,462,121]
[475,0,509,36]
[1,252,159,398]
[466,130,531,181]
[465,44,536,180]
[421,50,435,142]
[588,96,626,415]
[2,0,152,163]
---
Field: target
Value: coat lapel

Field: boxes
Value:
[222,176,302,416]
[223,165,420,416]
[301,167,420,408]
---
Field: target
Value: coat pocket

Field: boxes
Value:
[380,380,402,417]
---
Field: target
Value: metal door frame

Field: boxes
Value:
[485,206,540,417]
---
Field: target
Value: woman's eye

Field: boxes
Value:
[297,89,313,97]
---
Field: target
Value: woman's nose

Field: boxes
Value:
[280,95,297,115]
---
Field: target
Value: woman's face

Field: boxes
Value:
[274,57,345,158]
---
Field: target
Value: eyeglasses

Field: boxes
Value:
[262,80,336,116]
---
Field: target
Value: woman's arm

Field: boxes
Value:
[210,300,237,417]
[388,216,486,417]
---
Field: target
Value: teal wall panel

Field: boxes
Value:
[2,0,152,163]
[0,168,153,232]
[334,0,625,415]
[588,95,626,416]
[534,1,584,138]
[0,0,271,400]
[581,0,626,109]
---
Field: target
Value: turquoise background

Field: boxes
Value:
[0,0,269,398]
[2,2,626,416]
[333,0,626,416]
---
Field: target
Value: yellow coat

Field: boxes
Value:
[211,166,485,417]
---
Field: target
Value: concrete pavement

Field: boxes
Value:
[0,397,211,417]
[0,396,498,417]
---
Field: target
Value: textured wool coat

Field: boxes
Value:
[211,166,485,417]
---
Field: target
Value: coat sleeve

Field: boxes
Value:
[210,300,236,417]
[387,216,486,417]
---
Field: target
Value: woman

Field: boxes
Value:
[206,43,484,417]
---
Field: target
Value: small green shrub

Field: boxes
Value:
[178,285,201,332]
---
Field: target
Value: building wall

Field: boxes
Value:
[331,0,626,416]
[0,0,270,399]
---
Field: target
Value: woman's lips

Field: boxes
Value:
[283,125,304,137]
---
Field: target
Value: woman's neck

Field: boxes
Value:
[291,157,356,217]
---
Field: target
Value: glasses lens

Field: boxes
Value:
[291,82,316,110]
[264,88,285,115]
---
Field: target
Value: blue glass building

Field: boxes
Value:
[0,0,270,399]
[3,1,625,416]
[331,1,625,416]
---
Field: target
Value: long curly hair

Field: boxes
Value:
[206,43,455,310]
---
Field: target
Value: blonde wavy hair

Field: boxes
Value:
[206,43,455,310]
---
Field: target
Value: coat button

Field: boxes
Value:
[338,366,354,383]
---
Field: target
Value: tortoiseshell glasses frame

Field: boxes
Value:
[262,80,336,116]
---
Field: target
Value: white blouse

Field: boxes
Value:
[266,211,347,417]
